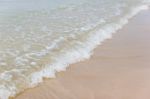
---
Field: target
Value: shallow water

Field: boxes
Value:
[0,0,150,99]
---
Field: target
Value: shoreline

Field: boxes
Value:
[14,10,150,99]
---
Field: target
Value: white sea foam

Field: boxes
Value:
[29,4,150,86]
[28,3,150,85]
[0,0,150,99]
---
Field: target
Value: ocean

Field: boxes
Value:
[0,0,150,99]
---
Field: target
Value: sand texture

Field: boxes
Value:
[14,10,150,99]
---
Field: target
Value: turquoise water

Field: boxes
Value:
[0,0,149,99]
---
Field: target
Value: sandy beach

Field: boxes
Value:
[14,10,150,99]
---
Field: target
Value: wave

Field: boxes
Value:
[29,4,150,87]
[0,1,150,99]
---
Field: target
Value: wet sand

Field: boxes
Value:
[15,10,150,99]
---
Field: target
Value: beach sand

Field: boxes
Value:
[14,10,150,99]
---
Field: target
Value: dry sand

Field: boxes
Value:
[14,10,150,99]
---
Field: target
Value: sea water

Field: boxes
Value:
[0,0,150,99]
